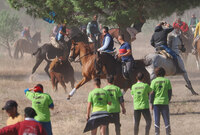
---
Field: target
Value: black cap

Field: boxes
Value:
[2,100,18,110]
[24,107,37,118]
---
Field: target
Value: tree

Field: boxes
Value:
[7,0,200,42]
[0,11,22,58]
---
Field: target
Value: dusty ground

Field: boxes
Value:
[0,33,200,135]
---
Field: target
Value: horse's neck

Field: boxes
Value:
[79,44,93,62]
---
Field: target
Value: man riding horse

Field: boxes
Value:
[151,22,183,72]
[193,20,200,54]
[22,26,32,43]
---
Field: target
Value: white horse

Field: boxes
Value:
[144,30,198,95]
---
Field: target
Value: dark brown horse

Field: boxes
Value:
[67,41,150,99]
[13,32,41,59]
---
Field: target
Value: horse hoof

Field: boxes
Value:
[66,95,71,100]
[185,85,198,95]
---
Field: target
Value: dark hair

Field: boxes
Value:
[118,34,125,40]
[94,78,101,87]
[136,72,144,81]
[24,107,37,118]
[107,75,114,83]
[155,67,166,77]
[36,84,43,90]
[103,26,109,33]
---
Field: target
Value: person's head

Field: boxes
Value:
[33,84,43,93]
[94,77,101,88]
[155,67,166,77]
[107,75,114,84]
[2,100,18,118]
[177,18,181,24]
[117,34,125,44]
[102,26,109,36]
[136,72,144,81]
[93,14,98,21]
[24,107,37,118]
[192,14,196,18]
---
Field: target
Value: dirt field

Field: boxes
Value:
[0,33,200,135]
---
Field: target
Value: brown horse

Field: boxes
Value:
[67,41,150,99]
[14,32,41,59]
[109,28,119,40]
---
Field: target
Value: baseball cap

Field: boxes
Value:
[2,100,18,110]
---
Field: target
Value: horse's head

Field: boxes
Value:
[32,32,41,44]
[68,40,80,62]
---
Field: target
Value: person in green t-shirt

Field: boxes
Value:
[131,72,152,135]
[84,78,111,135]
[24,84,54,135]
[150,67,172,135]
[103,75,126,135]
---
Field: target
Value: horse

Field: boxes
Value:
[144,31,198,95]
[49,58,75,92]
[109,28,119,40]
[31,27,88,78]
[13,32,41,59]
[67,41,150,99]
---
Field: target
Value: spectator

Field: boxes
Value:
[2,100,24,126]
[150,67,172,135]
[24,84,54,135]
[84,78,111,135]
[103,75,126,135]
[131,72,152,135]
[0,107,47,135]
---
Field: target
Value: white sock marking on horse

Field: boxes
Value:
[69,88,76,96]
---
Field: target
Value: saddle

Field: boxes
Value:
[157,50,173,59]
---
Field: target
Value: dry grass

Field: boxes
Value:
[0,33,200,135]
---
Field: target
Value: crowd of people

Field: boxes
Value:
[1,13,200,135]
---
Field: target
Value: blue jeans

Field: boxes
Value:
[157,45,177,59]
[153,105,171,135]
[39,121,53,135]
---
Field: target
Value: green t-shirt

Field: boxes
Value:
[88,88,111,113]
[103,84,123,113]
[150,77,172,105]
[26,91,53,122]
[131,82,152,110]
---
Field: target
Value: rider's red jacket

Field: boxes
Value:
[173,21,189,33]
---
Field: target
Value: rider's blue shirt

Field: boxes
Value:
[119,42,134,62]
[56,26,66,41]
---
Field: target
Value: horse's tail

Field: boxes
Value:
[13,41,19,59]
[142,55,153,67]
[32,47,41,56]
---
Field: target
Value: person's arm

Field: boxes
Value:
[48,95,54,110]
[86,102,92,121]
[168,89,172,102]
[150,91,155,110]
[118,49,132,58]
[164,24,174,33]
[86,22,91,35]
[98,36,111,51]
[0,122,19,135]
[150,34,155,47]
[59,30,67,36]
[194,23,199,38]
[182,23,189,33]
[119,96,126,114]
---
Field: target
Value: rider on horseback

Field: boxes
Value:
[151,22,183,72]
[118,35,134,79]
[97,26,114,52]
[55,21,68,48]
[189,14,199,32]
[22,26,32,43]
[86,14,101,43]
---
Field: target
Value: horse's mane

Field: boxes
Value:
[79,42,94,54]
[32,32,40,39]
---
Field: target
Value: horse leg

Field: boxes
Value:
[59,76,67,93]
[32,58,43,74]
[44,62,51,78]
[20,49,24,59]
[67,77,90,100]
[70,76,75,89]
[51,73,57,92]
[182,72,198,95]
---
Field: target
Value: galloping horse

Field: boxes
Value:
[14,32,41,59]
[144,31,198,95]
[67,41,150,99]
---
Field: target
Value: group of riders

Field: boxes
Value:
[21,13,200,79]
